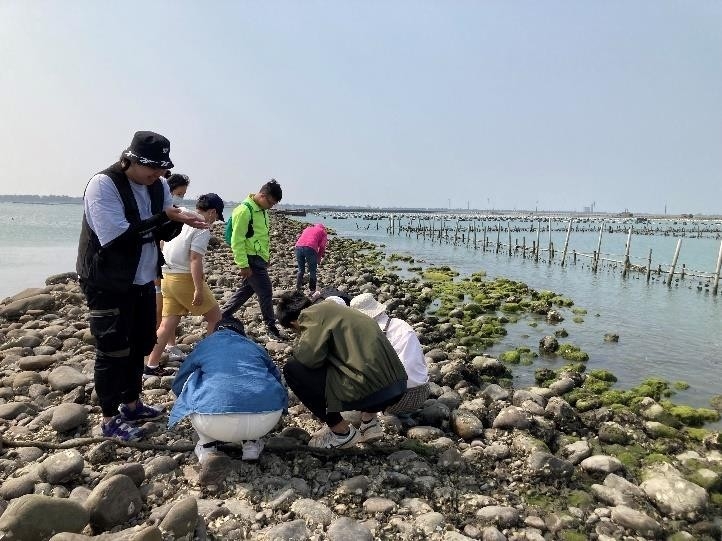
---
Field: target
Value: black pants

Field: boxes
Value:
[283,358,402,427]
[221,255,275,326]
[82,282,156,417]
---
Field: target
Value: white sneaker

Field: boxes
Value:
[165,345,186,362]
[195,441,217,464]
[242,440,264,461]
[308,425,361,449]
[358,419,383,443]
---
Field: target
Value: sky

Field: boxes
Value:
[0,1,720,214]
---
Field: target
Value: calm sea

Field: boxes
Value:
[1,202,720,426]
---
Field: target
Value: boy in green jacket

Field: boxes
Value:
[277,291,408,449]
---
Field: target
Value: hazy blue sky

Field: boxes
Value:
[1,1,720,213]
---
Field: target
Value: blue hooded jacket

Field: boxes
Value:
[168,329,288,427]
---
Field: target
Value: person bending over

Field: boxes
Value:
[145,193,225,376]
[350,293,430,437]
[294,223,328,293]
[168,316,287,486]
[276,290,407,449]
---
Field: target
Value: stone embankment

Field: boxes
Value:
[0,215,720,540]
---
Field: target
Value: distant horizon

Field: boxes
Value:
[0,194,718,219]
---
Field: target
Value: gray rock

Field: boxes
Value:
[0,494,88,539]
[400,498,433,515]
[451,409,484,440]
[17,354,57,370]
[472,357,508,378]
[539,335,559,353]
[0,474,36,500]
[580,455,624,474]
[12,370,43,389]
[337,475,371,495]
[438,390,462,410]
[0,401,37,420]
[481,526,507,541]
[527,452,574,478]
[86,440,117,465]
[438,447,465,470]
[263,519,309,540]
[598,421,630,444]
[415,511,445,535]
[105,463,145,486]
[290,498,333,526]
[159,497,198,539]
[50,403,88,432]
[85,474,143,530]
[42,449,85,483]
[420,401,451,426]
[144,455,178,477]
[0,294,55,319]
[407,425,444,442]
[544,396,580,428]
[327,517,373,541]
[610,505,661,537]
[512,389,546,408]
[480,384,509,402]
[362,497,396,514]
[47,365,90,392]
[590,484,634,506]
[476,505,521,528]
[484,442,511,460]
[640,474,708,519]
[560,439,591,465]
[492,406,532,429]
[604,473,645,499]
[548,377,576,395]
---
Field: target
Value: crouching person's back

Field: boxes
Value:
[168,316,287,487]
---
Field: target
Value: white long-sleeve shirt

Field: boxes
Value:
[375,313,429,388]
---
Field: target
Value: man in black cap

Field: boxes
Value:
[77,130,207,441]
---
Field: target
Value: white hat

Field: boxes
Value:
[325,296,347,306]
[350,293,386,319]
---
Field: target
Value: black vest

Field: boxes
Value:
[76,163,181,293]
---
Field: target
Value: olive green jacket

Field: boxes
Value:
[294,301,408,412]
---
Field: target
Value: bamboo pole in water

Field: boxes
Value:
[508,222,512,256]
[667,239,682,286]
[713,240,722,295]
[593,223,604,272]
[483,226,487,252]
[646,249,652,283]
[548,217,552,258]
[622,227,633,278]
[535,220,540,262]
[473,221,477,248]
[561,219,573,267]
[496,228,501,253]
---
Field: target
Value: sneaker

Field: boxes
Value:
[308,425,361,449]
[358,418,383,443]
[242,440,264,461]
[164,345,187,362]
[143,364,174,378]
[102,415,144,442]
[266,324,284,341]
[119,400,164,423]
[199,451,231,487]
[195,441,218,464]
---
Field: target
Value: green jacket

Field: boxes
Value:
[294,301,408,412]
[230,194,270,267]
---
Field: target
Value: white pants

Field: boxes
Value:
[190,411,282,445]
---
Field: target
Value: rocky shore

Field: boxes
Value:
[0,215,721,540]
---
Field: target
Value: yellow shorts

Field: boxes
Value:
[161,273,219,317]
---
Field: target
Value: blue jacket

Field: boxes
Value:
[168,329,288,427]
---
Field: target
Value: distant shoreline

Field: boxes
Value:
[1,196,720,219]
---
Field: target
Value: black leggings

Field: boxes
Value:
[283,358,401,427]
[82,282,156,417]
